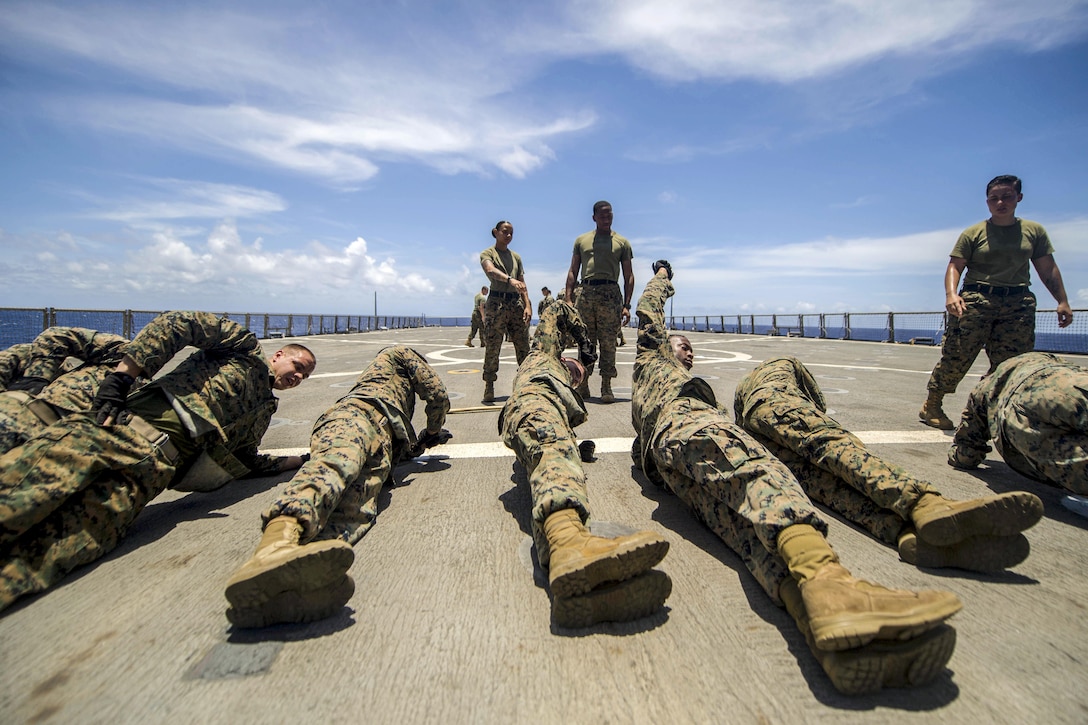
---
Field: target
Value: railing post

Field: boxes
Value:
[887,312,895,343]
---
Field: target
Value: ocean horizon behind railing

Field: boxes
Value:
[1,306,1086,356]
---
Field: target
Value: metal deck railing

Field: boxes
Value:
[2,307,1086,355]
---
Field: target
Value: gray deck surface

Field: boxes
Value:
[2,327,1086,724]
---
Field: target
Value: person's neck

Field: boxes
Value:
[989,215,1017,227]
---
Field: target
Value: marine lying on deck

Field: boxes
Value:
[0,298,1063,697]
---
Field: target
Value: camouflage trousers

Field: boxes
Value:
[265,399,394,545]
[576,283,622,380]
[928,290,1036,394]
[0,392,49,456]
[483,296,530,382]
[468,310,484,343]
[740,398,936,546]
[998,368,1088,494]
[501,390,590,569]
[651,397,827,605]
[0,414,178,612]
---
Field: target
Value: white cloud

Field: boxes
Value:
[4,1,1084,184]
[544,0,1088,82]
[0,3,595,184]
[89,179,287,224]
[3,222,435,311]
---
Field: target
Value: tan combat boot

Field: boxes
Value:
[600,378,615,404]
[482,381,495,403]
[575,379,591,400]
[465,339,474,347]
[918,392,954,430]
[225,516,354,611]
[779,578,957,695]
[898,530,1030,572]
[777,524,961,651]
[910,491,1043,546]
[543,509,669,599]
[552,570,672,629]
[227,574,355,628]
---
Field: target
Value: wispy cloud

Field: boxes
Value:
[86,179,287,224]
[541,0,1088,82]
[1,2,595,184]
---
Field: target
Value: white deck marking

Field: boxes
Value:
[264,429,951,460]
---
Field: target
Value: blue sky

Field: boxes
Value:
[2,0,1088,318]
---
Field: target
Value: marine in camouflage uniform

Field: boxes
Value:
[565,201,633,402]
[921,175,1072,430]
[225,344,451,628]
[500,302,669,627]
[479,221,532,401]
[267,345,450,544]
[632,272,827,602]
[632,264,963,695]
[466,286,488,347]
[0,311,314,613]
[536,287,556,319]
[734,356,1043,572]
[0,327,128,455]
[950,352,1088,494]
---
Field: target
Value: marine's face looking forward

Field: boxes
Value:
[669,335,694,370]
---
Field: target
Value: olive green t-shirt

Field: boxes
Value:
[479,246,524,294]
[952,219,1054,287]
[573,230,633,282]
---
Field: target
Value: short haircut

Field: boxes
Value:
[593,200,611,214]
[987,175,1022,194]
[541,286,550,293]
[279,343,316,368]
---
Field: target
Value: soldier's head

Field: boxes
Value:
[592,201,613,232]
[668,334,694,370]
[985,175,1022,224]
[481,285,489,294]
[491,220,514,247]
[560,356,586,387]
[542,286,551,296]
[269,344,316,390]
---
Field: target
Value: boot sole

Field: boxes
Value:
[918,416,954,430]
[225,542,355,610]
[552,570,671,628]
[549,537,669,599]
[900,532,1030,572]
[810,592,962,652]
[915,492,1044,547]
[227,576,355,628]
[820,624,957,695]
